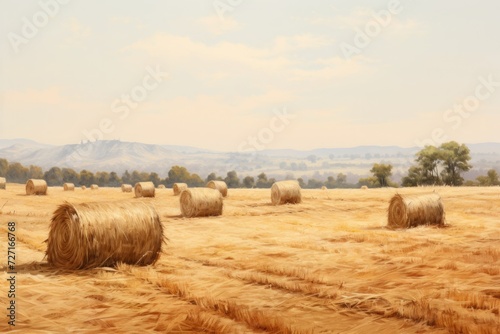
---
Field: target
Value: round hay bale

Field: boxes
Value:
[271,180,302,205]
[361,185,368,189]
[81,186,87,190]
[206,180,228,197]
[135,181,155,198]
[90,184,99,190]
[63,183,75,191]
[387,193,445,229]
[26,179,47,195]
[158,184,166,189]
[0,177,6,190]
[173,183,188,196]
[180,188,223,218]
[321,186,327,190]
[46,201,164,269]
[121,184,133,193]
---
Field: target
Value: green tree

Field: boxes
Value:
[476,169,500,186]
[242,176,255,188]
[61,168,79,184]
[6,162,29,183]
[336,173,347,186]
[109,172,121,187]
[95,171,110,186]
[370,163,393,187]
[79,170,95,186]
[0,158,9,176]
[148,172,161,186]
[401,166,423,187]
[131,170,142,184]
[415,145,443,185]
[224,171,240,188]
[297,177,306,188]
[256,173,268,188]
[29,165,44,179]
[121,170,131,184]
[168,166,191,183]
[307,178,323,189]
[44,167,63,186]
[358,176,378,188]
[188,173,204,187]
[439,141,472,186]
[324,176,336,189]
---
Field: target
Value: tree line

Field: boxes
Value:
[0,141,498,188]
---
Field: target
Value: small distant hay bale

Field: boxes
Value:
[81,186,87,190]
[387,193,445,229]
[180,188,223,218]
[90,184,99,190]
[0,177,6,190]
[63,183,75,191]
[135,181,155,198]
[26,179,47,195]
[321,186,327,190]
[271,180,302,205]
[206,180,228,197]
[121,184,133,193]
[361,185,368,190]
[46,201,164,269]
[158,184,166,189]
[173,183,188,196]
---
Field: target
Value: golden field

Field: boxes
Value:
[0,184,499,333]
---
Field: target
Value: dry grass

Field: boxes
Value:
[0,177,6,190]
[207,180,228,197]
[90,184,99,190]
[63,183,75,191]
[121,184,133,192]
[0,184,499,333]
[388,193,445,229]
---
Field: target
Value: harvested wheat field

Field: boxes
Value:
[0,183,499,333]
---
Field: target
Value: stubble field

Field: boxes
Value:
[0,184,499,333]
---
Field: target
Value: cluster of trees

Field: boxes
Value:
[1,141,498,189]
[402,141,472,186]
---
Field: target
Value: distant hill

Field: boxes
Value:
[0,139,499,181]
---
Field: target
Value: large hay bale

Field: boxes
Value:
[173,183,188,196]
[158,184,166,189]
[0,177,6,190]
[180,188,223,218]
[63,183,75,191]
[206,180,228,197]
[90,184,99,190]
[135,181,155,198]
[271,180,302,205]
[46,201,164,269]
[361,185,368,190]
[121,184,133,193]
[387,193,445,229]
[26,179,47,195]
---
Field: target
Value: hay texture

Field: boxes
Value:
[321,186,327,190]
[387,193,445,229]
[271,180,302,205]
[121,184,133,193]
[0,177,6,190]
[180,188,223,218]
[63,183,75,191]
[158,184,166,189]
[46,201,164,269]
[135,182,155,198]
[361,185,368,190]
[81,186,87,190]
[173,183,188,196]
[90,184,99,190]
[26,179,47,195]
[206,180,228,197]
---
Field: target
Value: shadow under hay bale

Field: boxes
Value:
[0,177,6,190]
[271,180,302,205]
[46,201,165,269]
[206,180,228,197]
[135,182,155,198]
[121,184,133,193]
[63,183,75,191]
[173,183,188,196]
[387,193,445,229]
[26,179,47,195]
[180,188,223,218]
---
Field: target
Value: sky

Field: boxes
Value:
[1,0,499,151]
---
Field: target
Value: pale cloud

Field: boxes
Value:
[273,34,332,53]
[64,18,91,47]
[199,16,240,35]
